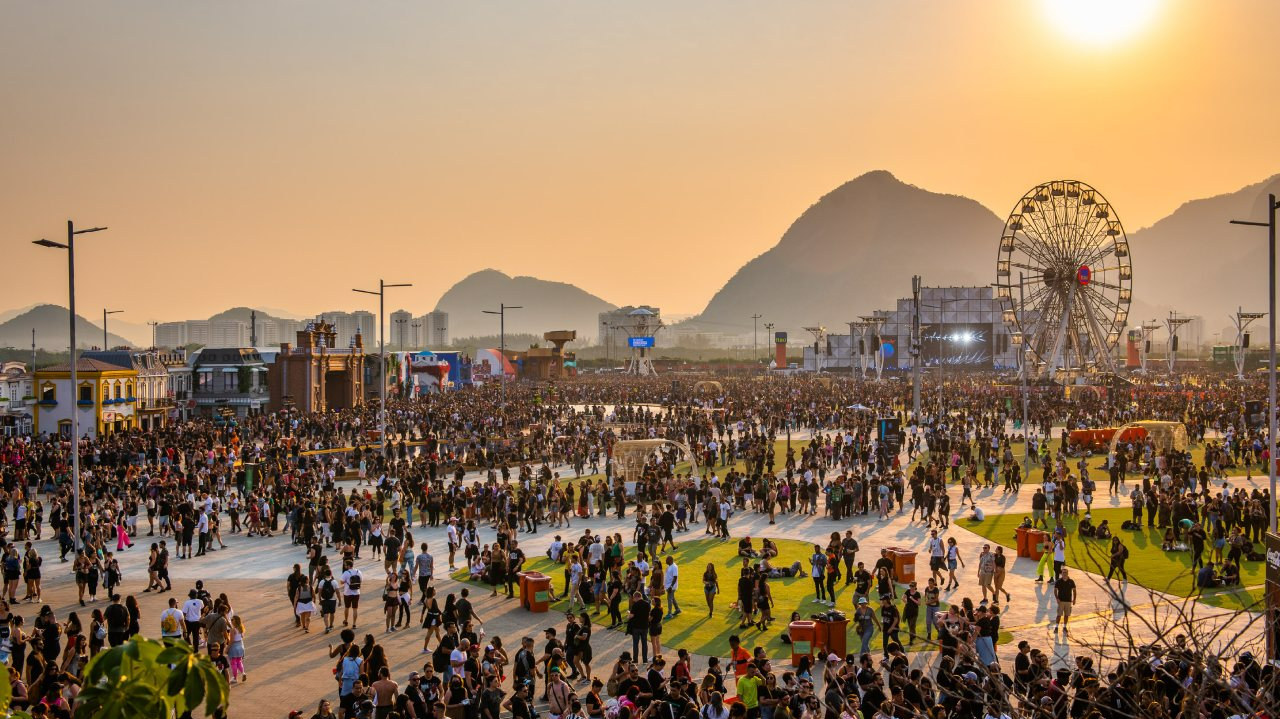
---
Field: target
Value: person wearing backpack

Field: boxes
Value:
[341,560,363,630]
[317,568,340,634]
[1106,536,1129,583]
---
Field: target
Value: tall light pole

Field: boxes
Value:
[393,317,407,350]
[102,309,122,350]
[751,314,762,361]
[33,220,107,553]
[763,323,774,366]
[353,280,412,456]
[483,304,521,405]
[1231,193,1280,532]
[147,320,159,349]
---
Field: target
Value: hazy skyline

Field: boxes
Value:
[4,1,1279,321]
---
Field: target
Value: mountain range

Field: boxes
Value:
[3,172,1275,347]
[0,305,131,351]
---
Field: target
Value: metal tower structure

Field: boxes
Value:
[1138,321,1161,374]
[1232,308,1266,380]
[802,326,827,373]
[1165,311,1193,374]
[619,308,663,376]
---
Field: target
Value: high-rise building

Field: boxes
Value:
[421,310,449,348]
[390,310,413,349]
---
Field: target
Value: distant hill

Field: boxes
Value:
[207,306,294,325]
[1127,174,1280,327]
[434,269,617,340]
[682,171,1004,335]
[0,305,131,350]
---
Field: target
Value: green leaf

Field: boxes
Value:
[184,666,206,709]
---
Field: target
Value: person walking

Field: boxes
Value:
[988,545,1008,601]
[976,544,996,602]
[1106,536,1129,584]
[923,578,941,642]
[854,598,876,655]
[703,564,719,617]
[926,531,945,585]
[944,538,964,591]
[1053,568,1076,634]
[663,556,680,618]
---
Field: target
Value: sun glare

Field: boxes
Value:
[1041,0,1160,47]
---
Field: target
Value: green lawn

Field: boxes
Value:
[966,508,1265,610]
[453,536,1006,659]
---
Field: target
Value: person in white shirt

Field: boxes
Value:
[181,590,204,646]
[663,556,680,618]
[548,537,565,563]
[446,519,460,571]
[340,561,363,629]
[160,597,186,640]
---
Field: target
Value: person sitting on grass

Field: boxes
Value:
[967,505,984,522]
[737,537,760,559]
[1077,515,1095,538]
[760,538,778,560]
[1221,559,1241,587]
[1161,527,1186,552]
[1094,520,1112,540]
[1196,561,1221,590]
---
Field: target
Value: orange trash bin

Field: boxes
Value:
[1027,531,1049,561]
[788,621,816,666]
[887,547,917,584]
[1015,526,1030,558]
[520,571,552,612]
[817,617,848,658]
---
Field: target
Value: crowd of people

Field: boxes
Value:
[0,372,1274,718]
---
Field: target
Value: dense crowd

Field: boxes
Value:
[0,372,1275,718]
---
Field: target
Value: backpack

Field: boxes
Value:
[161,612,179,635]
[320,579,337,601]
[298,587,313,603]
[346,572,362,591]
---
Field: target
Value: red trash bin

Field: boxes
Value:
[1015,526,1031,558]
[788,621,816,666]
[887,548,917,584]
[817,617,848,658]
[1027,531,1050,561]
[518,571,553,612]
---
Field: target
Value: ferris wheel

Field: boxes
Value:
[995,180,1132,379]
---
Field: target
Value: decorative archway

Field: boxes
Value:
[693,381,723,396]
[611,439,700,480]
[1107,420,1189,457]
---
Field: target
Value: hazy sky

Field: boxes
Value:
[4,1,1279,321]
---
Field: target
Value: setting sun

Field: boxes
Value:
[1041,0,1160,46]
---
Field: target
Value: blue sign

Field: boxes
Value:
[629,336,655,348]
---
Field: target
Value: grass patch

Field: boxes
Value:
[966,508,1266,611]
[454,536,1008,659]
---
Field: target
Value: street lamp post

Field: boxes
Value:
[763,323,774,367]
[353,280,412,458]
[33,220,108,553]
[751,314,762,362]
[483,304,522,405]
[1231,193,1280,533]
[102,309,122,350]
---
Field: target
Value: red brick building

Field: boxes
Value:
[267,322,365,413]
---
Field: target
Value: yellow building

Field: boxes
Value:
[33,358,139,439]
